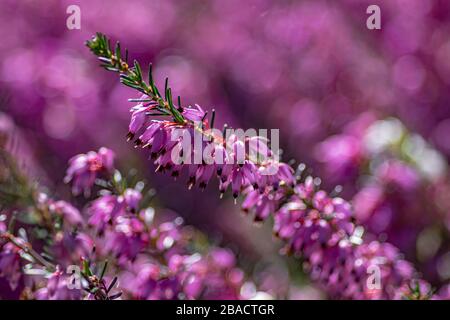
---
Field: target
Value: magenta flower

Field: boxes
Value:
[35,267,82,300]
[167,248,245,300]
[375,160,420,192]
[64,147,115,195]
[129,110,294,199]
[49,200,83,227]
[123,188,142,212]
[393,280,433,300]
[87,189,143,236]
[51,231,93,266]
[181,104,206,122]
[83,32,436,299]
[104,216,148,261]
[128,102,158,140]
[150,220,183,253]
[87,194,122,234]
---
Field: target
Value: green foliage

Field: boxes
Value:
[86,33,185,124]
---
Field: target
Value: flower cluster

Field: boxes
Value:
[34,267,82,300]
[119,248,249,299]
[0,147,266,300]
[0,235,22,291]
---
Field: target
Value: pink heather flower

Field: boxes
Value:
[209,248,236,269]
[438,285,450,300]
[137,121,164,147]
[150,220,183,253]
[64,147,115,195]
[119,257,173,299]
[123,188,143,212]
[0,242,22,291]
[127,102,295,199]
[35,267,82,300]
[87,194,122,234]
[87,188,140,230]
[245,174,429,299]
[393,279,433,300]
[121,90,431,299]
[42,151,266,300]
[167,249,245,300]
[352,185,385,223]
[118,248,247,300]
[51,232,94,266]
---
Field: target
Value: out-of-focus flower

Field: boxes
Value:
[315,134,362,183]
[393,280,433,300]
[0,241,22,291]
